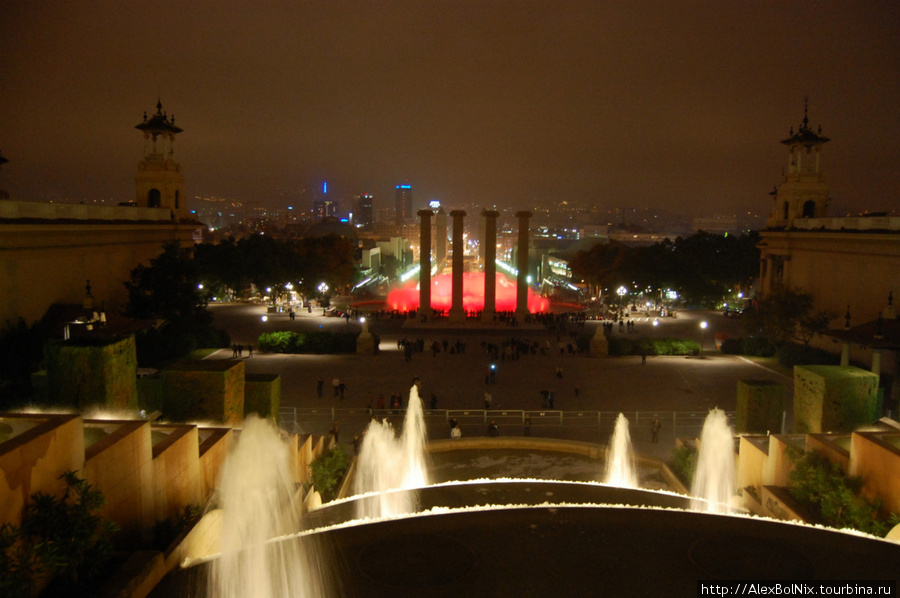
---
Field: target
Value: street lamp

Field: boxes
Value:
[617,286,627,319]
[699,320,708,357]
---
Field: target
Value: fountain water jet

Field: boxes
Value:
[604,413,638,488]
[354,384,430,519]
[691,408,736,514]
[210,415,326,598]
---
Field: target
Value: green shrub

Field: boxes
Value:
[152,504,204,551]
[1,471,118,598]
[607,337,699,357]
[718,336,777,357]
[777,343,839,368]
[257,330,375,354]
[309,444,351,503]
[786,448,895,537]
[670,445,697,487]
[720,338,743,354]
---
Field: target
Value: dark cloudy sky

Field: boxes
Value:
[1,0,898,218]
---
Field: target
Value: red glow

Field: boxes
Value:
[386,272,549,313]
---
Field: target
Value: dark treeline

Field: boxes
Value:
[569,231,760,307]
[192,233,359,303]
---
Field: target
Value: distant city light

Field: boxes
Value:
[323,181,327,194]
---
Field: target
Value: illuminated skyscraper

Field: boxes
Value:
[355,192,374,229]
[313,181,335,221]
[395,182,412,223]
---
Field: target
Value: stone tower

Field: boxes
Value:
[765,98,830,229]
[135,100,186,218]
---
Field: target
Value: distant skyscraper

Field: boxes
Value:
[313,181,336,221]
[355,192,374,229]
[395,183,412,223]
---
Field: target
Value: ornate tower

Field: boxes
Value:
[135,100,186,218]
[766,98,830,228]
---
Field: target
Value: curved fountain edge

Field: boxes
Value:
[430,436,688,493]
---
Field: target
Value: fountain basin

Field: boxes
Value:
[157,504,899,597]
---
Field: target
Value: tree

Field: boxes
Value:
[124,243,227,365]
[742,284,836,347]
[0,318,46,406]
[124,242,210,332]
[193,237,250,300]
[570,241,629,297]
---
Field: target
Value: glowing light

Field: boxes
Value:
[261,315,268,322]
[386,272,549,312]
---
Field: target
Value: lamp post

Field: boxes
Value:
[699,320,708,357]
[617,286,627,320]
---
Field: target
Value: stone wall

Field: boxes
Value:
[850,431,900,515]
[82,420,154,543]
[737,436,768,514]
[806,434,851,473]
[151,425,201,522]
[0,413,83,527]
[0,216,198,326]
[198,428,233,499]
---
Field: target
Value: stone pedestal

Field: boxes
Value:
[589,326,609,357]
[45,334,138,410]
[357,319,377,354]
[244,373,281,420]
[161,360,245,425]
[794,365,879,433]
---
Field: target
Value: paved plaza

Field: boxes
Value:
[206,303,793,460]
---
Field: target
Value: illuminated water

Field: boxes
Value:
[354,385,430,519]
[604,413,638,488]
[691,409,736,514]
[210,415,326,598]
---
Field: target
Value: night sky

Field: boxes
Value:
[1,0,898,218]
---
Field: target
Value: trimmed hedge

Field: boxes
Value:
[720,336,776,357]
[776,343,839,368]
[606,336,700,357]
[720,338,837,367]
[257,330,377,354]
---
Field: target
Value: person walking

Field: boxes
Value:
[484,391,492,410]
[329,421,340,444]
[651,418,661,443]
[316,377,324,398]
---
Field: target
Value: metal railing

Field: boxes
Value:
[278,406,733,441]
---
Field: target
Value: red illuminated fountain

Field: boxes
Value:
[386,272,549,313]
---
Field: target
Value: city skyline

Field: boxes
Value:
[1,1,898,218]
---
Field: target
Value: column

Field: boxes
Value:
[481,210,499,322]
[448,210,467,322]
[417,209,433,321]
[515,211,532,320]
